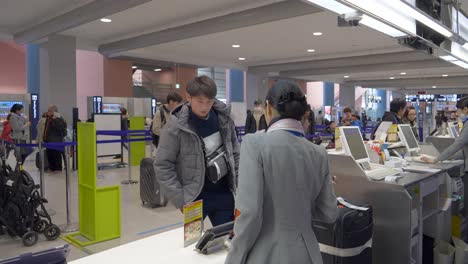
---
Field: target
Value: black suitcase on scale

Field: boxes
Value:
[312,198,373,264]
[140,158,168,208]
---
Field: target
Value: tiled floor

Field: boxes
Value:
[0,149,186,262]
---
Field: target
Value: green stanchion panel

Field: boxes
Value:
[66,122,121,247]
[129,116,146,166]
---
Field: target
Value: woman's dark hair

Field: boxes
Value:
[120,107,128,115]
[186,75,217,99]
[266,80,307,121]
[390,98,407,113]
[10,104,24,113]
[456,96,468,109]
[403,105,416,119]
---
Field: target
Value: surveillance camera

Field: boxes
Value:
[338,11,363,27]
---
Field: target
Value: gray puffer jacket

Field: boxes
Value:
[9,113,28,141]
[154,100,240,209]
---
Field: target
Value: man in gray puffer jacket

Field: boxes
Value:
[155,76,239,226]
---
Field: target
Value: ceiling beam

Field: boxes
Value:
[248,51,432,73]
[280,59,449,76]
[113,55,203,69]
[348,76,468,88]
[14,0,151,45]
[98,1,321,57]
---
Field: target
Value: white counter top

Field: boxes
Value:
[69,228,227,264]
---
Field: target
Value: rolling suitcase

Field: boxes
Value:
[139,158,167,208]
[312,197,373,264]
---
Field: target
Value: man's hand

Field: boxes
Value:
[421,155,437,164]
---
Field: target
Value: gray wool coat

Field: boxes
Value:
[154,100,240,209]
[225,131,338,264]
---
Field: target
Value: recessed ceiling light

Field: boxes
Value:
[154,68,161,72]
[100,18,112,23]
[307,49,315,53]
[389,77,395,79]
[344,75,350,78]
[442,74,448,77]
[232,44,240,48]
[432,86,437,88]
[400,72,406,75]
[238,57,246,61]
[313,32,323,36]
[132,66,137,69]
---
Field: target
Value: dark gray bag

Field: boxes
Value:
[139,158,167,208]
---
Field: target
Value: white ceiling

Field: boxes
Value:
[0,0,93,34]
[64,0,275,44]
[120,11,406,68]
[1,0,468,90]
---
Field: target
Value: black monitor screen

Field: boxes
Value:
[343,127,368,161]
[400,126,419,149]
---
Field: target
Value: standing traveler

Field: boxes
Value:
[151,92,183,147]
[225,81,338,264]
[0,114,13,159]
[302,105,316,135]
[382,98,406,124]
[9,104,31,162]
[43,105,67,173]
[402,106,418,138]
[316,110,324,125]
[245,99,267,134]
[154,76,240,226]
[422,96,468,170]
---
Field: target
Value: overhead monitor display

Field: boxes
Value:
[102,103,122,114]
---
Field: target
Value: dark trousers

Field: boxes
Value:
[196,190,235,227]
[46,148,63,171]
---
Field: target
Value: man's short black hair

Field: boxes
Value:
[456,96,468,109]
[10,104,24,113]
[343,107,352,114]
[318,110,322,114]
[186,76,217,99]
[166,92,183,104]
[329,121,335,124]
[390,98,407,113]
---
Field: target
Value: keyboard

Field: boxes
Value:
[365,167,400,181]
[405,155,436,163]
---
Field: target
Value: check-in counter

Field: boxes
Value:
[329,154,465,264]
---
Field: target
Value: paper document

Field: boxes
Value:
[403,165,441,173]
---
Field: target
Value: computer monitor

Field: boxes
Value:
[339,126,369,163]
[448,123,459,138]
[374,121,392,142]
[398,124,420,153]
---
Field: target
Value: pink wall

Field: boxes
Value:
[0,42,26,94]
[307,82,324,110]
[103,58,132,97]
[76,50,104,120]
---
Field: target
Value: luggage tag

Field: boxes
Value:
[337,197,369,211]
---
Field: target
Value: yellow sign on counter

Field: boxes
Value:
[183,200,203,247]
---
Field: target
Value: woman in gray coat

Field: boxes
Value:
[9,104,31,162]
[225,81,338,264]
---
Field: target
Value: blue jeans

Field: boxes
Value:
[196,189,234,227]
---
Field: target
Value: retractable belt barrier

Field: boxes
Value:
[2,130,154,238]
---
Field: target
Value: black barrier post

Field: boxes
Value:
[121,134,138,185]
[72,107,78,171]
[38,143,56,216]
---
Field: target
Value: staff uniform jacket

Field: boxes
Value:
[225,121,338,264]
[437,119,468,172]
[154,100,240,209]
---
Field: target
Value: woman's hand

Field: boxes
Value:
[332,175,337,184]
[421,155,437,164]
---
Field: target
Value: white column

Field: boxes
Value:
[39,34,77,123]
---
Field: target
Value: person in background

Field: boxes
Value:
[245,99,267,134]
[9,104,31,162]
[155,76,239,226]
[382,98,406,124]
[325,120,336,135]
[36,112,48,144]
[225,80,338,264]
[43,105,67,174]
[422,97,468,171]
[315,110,324,125]
[302,104,315,136]
[0,113,13,159]
[402,106,418,138]
[342,107,363,130]
[151,92,183,147]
